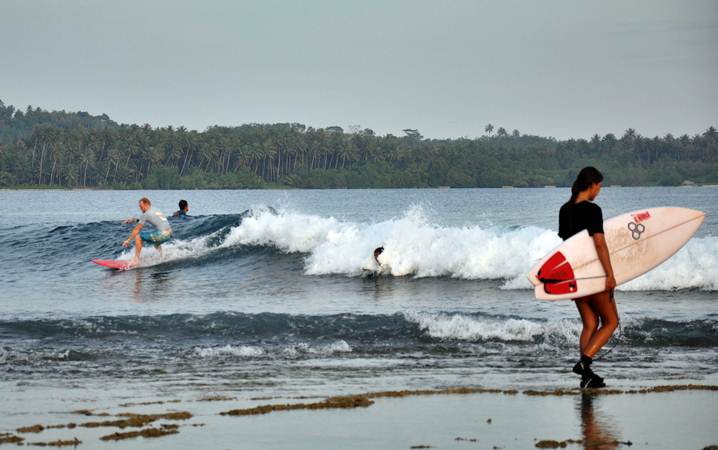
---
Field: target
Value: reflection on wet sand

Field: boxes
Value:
[579,393,618,450]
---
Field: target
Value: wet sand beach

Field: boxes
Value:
[3,385,717,450]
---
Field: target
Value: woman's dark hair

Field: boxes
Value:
[178,199,188,210]
[565,167,603,206]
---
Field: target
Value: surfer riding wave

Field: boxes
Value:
[122,197,172,267]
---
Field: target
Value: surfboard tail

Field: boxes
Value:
[536,251,578,295]
[92,258,135,270]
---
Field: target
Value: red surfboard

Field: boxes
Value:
[92,259,136,270]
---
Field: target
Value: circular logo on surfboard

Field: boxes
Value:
[627,222,645,240]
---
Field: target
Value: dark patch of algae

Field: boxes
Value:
[535,440,569,449]
[221,387,516,417]
[197,396,236,402]
[366,387,518,399]
[249,395,323,401]
[119,399,181,408]
[524,384,718,396]
[221,395,374,417]
[12,411,193,439]
[17,425,45,433]
[80,411,192,428]
[18,424,77,432]
[27,437,81,447]
[70,410,110,417]
[220,384,718,423]
[535,438,632,448]
[46,424,76,430]
[0,434,25,445]
[99,425,179,442]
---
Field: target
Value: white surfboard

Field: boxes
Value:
[527,207,704,300]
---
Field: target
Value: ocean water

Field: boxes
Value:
[0,187,717,413]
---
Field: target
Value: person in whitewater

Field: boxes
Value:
[362,246,387,278]
[173,199,190,218]
[122,197,172,266]
[558,167,618,388]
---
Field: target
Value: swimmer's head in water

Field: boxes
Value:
[179,199,188,212]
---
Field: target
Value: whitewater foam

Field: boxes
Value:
[194,345,265,358]
[404,311,581,344]
[193,340,353,359]
[114,206,717,291]
[621,237,718,291]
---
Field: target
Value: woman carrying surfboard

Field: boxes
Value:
[558,167,618,388]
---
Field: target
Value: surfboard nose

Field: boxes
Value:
[672,207,705,219]
[669,207,706,234]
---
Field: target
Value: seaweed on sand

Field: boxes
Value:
[99,427,179,441]
[0,434,25,445]
[221,394,374,416]
[27,437,81,447]
[80,411,192,429]
[197,396,236,402]
[17,424,44,433]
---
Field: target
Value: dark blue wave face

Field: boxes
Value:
[0,211,248,269]
[2,313,717,348]
[0,207,316,310]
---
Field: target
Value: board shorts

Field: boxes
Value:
[140,230,172,246]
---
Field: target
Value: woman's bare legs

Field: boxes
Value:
[573,291,619,387]
[574,297,598,353]
[583,291,619,357]
[574,292,619,357]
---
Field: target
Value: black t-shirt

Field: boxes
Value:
[558,201,604,240]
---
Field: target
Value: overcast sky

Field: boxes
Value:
[1,0,716,139]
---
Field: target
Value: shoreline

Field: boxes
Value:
[3,184,717,191]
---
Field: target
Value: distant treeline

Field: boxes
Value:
[0,100,716,189]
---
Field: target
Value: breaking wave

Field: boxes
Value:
[3,205,715,291]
